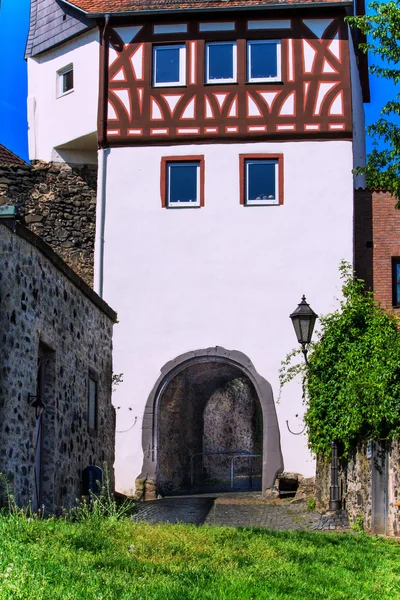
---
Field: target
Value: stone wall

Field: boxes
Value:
[0,161,97,287]
[316,449,371,526]
[157,362,263,495]
[344,445,372,531]
[315,441,400,535]
[203,378,262,482]
[0,221,115,513]
[388,440,400,536]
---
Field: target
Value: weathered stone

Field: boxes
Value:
[0,222,115,513]
[0,161,97,286]
[24,214,43,224]
[264,486,280,500]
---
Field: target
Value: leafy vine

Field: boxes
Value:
[280,262,400,459]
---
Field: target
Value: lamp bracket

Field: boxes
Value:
[286,420,306,436]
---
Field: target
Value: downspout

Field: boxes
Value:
[94,14,110,297]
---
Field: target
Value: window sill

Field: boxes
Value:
[153,82,186,88]
[246,80,283,85]
[57,88,74,99]
[167,204,201,209]
[244,201,280,207]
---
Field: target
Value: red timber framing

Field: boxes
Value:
[103,11,352,145]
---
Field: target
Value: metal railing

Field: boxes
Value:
[190,450,262,489]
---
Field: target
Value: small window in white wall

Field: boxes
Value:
[168,162,200,207]
[205,42,237,83]
[153,45,186,87]
[161,156,205,208]
[57,64,74,97]
[241,156,283,206]
[247,40,281,82]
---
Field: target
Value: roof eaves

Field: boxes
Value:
[63,0,352,17]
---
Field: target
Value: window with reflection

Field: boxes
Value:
[247,40,281,82]
[245,159,279,205]
[205,42,237,83]
[392,258,400,306]
[153,44,186,87]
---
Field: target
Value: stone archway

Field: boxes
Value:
[136,347,283,500]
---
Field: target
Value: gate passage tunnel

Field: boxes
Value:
[158,362,263,494]
[137,348,283,499]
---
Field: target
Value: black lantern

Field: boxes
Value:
[290,295,318,349]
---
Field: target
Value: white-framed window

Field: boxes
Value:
[245,159,279,205]
[167,161,201,207]
[247,40,281,82]
[205,41,237,84]
[57,64,74,97]
[153,44,186,87]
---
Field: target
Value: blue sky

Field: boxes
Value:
[0,1,396,161]
[364,57,399,154]
[363,0,400,153]
[0,0,30,161]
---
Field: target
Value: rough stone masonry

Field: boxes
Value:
[0,219,116,513]
[0,160,97,287]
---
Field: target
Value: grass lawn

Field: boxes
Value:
[0,516,399,599]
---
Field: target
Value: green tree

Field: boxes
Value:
[348,1,400,203]
[280,263,400,458]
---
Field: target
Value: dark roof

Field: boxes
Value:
[0,145,29,167]
[61,0,351,14]
[25,0,92,58]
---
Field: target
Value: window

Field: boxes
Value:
[153,45,186,87]
[392,258,400,307]
[88,371,98,434]
[57,64,74,97]
[205,42,237,84]
[161,156,205,208]
[247,40,281,82]
[240,154,284,206]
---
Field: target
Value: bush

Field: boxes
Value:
[280,262,400,458]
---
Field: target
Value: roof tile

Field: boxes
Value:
[0,145,28,168]
[63,0,350,14]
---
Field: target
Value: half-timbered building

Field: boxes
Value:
[26,0,367,498]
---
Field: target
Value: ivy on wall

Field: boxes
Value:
[280,262,400,458]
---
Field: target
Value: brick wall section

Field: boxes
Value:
[354,190,400,309]
[370,192,400,310]
[0,161,97,287]
[0,221,115,513]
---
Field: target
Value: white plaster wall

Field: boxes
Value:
[102,140,354,495]
[349,29,367,189]
[27,29,100,163]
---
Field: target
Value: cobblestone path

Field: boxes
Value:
[133,493,322,530]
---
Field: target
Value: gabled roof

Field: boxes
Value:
[0,145,28,168]
[61,0,352,15]
[25,0,92,58]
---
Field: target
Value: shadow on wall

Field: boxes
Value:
[158,366,263,495]
[136,347,284,500]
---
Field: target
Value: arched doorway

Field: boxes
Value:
[136,347,283,499]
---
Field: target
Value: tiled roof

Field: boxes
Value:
[62,0,351,14]
[0,145,28,167]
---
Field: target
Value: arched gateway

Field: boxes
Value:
[136,347,283,500]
